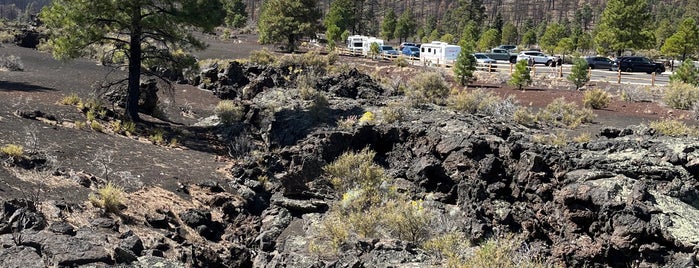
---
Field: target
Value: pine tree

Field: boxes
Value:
[661,17,699,60]
[258,0,321,52]
[501,22,518,45]
[476,29,499,52]
[40,0,224,121]
[540,23,567,54]
[568,58,590,90]
[670,60,699,86]
[223,0,248,28]
[381,9,396,41]
[508,60,532,90]
[395,8,417,43]
[594,0,653,56]
[453,41,476,86]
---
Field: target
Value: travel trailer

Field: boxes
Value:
[420,41,461,66]
[362,37,384,56]
[347,35,367,54]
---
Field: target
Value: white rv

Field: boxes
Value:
[347,35,367,54]
[420,41,462,66]
[362,37,384,56]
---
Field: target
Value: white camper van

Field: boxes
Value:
[347,35,367,54]
[420,41,461,66]
[362,37,384,56]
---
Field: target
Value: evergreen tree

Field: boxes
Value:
[508,60,532,90]
[453,41,476,86]
[520,29,537,48]
[429,29,440,42]
[540,23,567,54]
[459,20,480,46]
[661,17,699,60]
[381,9,397,41]
[324,0,356,44]
[258,0,320,52]
[40,0,224,121]
[594,0,653,56]
[670,60,699,86]
[501,22,518,45]
[477,28,499,52]
[441,33,455,44]
[568,58,590,90]
[369,42,380,60]
[395,9,417,43]
[655,19,675,50]
[223,0,248,28]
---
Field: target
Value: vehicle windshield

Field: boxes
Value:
[409,47,419,51]
[381,46,394,51]
[474,54,487,59]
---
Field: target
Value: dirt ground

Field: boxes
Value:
[0,35,696,202]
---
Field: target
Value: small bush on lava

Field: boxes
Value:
[582,89,611,109]
[650,119,698,137]
[89,181,124,213]
[406,72,450,106]
[215,100,244,124]
[1,144,24,159]
[663,82,699,110]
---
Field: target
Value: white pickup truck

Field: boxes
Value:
[516,51,559,66]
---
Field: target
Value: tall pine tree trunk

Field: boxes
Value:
[126,6,142,121]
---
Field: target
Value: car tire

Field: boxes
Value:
[655,67,663,74]
[546,60,552,66]
[509,56,517,64]
[624,67,633,72]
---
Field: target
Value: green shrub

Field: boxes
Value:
[86,109,97,121]
[582,89,611,109]
[215,100,244,124]
[423,231,471,266]
[383,200,432,244]
[508,60,532,90]
[462,235,545,268]
[513,107,537,126]
[650,119,697,137]
[149,128,166,145]
[60,93,81,106]
[394,56,409,67]
[248,48,276,65]
[90,121,103,132]
[406,72,450,106]
[669,60,699,86]
[663,82,699,110]
[381,101,406,123]
[122,121,136,135]
[567,58,590,90]
[324,148,386,193]
[1,144,24,158]
[89,181,124,213]
[447,88,516,116]
[538,97,595,128]
[358,111,376,125]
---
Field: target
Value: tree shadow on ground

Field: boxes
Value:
[0,81,55,92]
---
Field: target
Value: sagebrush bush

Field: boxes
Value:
[573,132,591,143]
[538,97,595,128]
[462,235,545,268]
[513,107,537,126]
[406,72,450,106]
[394,55,409,67]
[663,82,699,110]
[215,100,244,124]
[423,231,471,266]
[650,119,698,137]
[0,54,24,71]
[381,101,406,123]
[583,89,611,109]
[324,148,386,193]
[248,48,276,65]
[1,144,24,158]
[448,88,518,117]
[89,181,124,213]
[383,200,432,244]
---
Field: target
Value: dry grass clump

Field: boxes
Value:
[148,128,166,145]
[406,72,450,106]
[461,235,547,268]
[532,131,569,147]
[337,115,357,130]
[381,100,406,123]
[59,93,82,106]
[582,89,611,109]
[1,144,24,158]
[394,56,409,67]
[89,181,124,213]
[663,82,699,110]
[215,100,244,124]
[650,119,698,137]
[619,84,659,102]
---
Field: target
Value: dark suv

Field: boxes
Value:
[611,56,665,74]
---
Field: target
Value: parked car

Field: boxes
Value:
[516,51,559,66]
[496,44,517,52]
[484,48,518,63]
[379,45,399,56]
[399,42,419,50]
[473,53,497,64]
[584,56,614,70]
[611,56,665,74]
[401,46,420,57]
